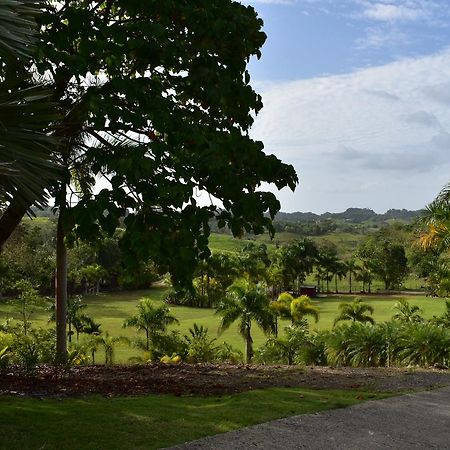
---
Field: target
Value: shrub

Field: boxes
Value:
[150,331,187,361]
[11,328,55,373]
[296,331,328,366]
[214,342,243,364]
[184,324,217,363]
[325,322,404,368]
[255,323,309,365]
[397,323,450,367]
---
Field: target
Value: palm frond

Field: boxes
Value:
[0,83,61,206]
[0,0,46,63]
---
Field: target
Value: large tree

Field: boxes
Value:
[31,1,298,358]
[278,239,318,294]
[357,230,408,290]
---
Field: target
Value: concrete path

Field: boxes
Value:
[170,387,450,449]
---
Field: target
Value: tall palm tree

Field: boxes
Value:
[317,249,338,293]
[355,262,374,293]
[345,259,360,294]
[332,261,347,294]
[123,298,179,351]
[217,280,275,363]
[334,298,375,326]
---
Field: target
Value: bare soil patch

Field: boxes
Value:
[1,364,450,397]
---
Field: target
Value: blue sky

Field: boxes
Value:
[241,0,450,213]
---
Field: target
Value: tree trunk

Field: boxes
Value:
[68,319,72,343]
[0,198,29,249]
[335,275,338,294]
[349,273,352,294]
[288,351,293,365]
[56,193,68,362]
[200,271,204,296]
[245,324,253,363]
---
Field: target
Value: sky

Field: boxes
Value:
[239,0,450,213]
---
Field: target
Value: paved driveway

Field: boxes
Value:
[170,386,450,449]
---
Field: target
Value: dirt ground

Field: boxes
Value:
[1,364,450,397]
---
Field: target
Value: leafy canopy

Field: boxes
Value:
[35,0,298,287]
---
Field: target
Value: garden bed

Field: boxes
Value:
[1,364,450,397]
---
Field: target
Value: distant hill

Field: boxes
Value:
[275,208,423,224]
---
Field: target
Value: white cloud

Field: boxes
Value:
[355,26,409,49]
[362,3,428,22]
[349,1,450,49]
[251,48,450,212]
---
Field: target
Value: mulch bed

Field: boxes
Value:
[1,364,450,398]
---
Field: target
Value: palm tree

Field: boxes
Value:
[91,332,127,365]
[420,182,450,252]
[392,299,423,323]
[355,263,374,293]
[216,280,275,363]
[314,266,327,293]
[332,261,347,294]
[270,292,319,334]
[123,298,179,351]
[270,291,292,335]
[48,296,95,343]
[0,0,61,247]
[317,249,338,293]
[334,298,375,326]
[345,259,360,294]
[290,295,320,324]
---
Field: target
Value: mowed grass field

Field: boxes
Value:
[0,287,447,363]
[0,388,385,450]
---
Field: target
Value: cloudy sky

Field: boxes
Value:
[241,0,450,213]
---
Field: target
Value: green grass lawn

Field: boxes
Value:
[0,288,447,363]
[0,388,386,450]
